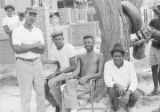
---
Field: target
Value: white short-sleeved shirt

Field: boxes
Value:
[104,60,138,92]
[12,25,44,59]
[2,15,20,31]
[50,43,76,70]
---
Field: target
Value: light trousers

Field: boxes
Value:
[16,58,45,112]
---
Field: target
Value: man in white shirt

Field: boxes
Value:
[45,31,76,111]
[104,43,139,112]
[12,7,45,112]
[2,5,20,38]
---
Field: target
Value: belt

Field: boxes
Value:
[16,57,38,62]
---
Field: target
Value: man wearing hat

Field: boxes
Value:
[104,43,139,112]
[44,31,77,111]
[2,5,20,50]
[12,7,45,112]
[148,2,160,95]
[2,5,20,38]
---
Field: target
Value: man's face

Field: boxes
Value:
[25,12,37,25]
[50,15,60,24]
[6,8,14,17]
[112,52,124,67]
[19,16,24,21]
[83,38,94,52]
[52,35,64,48]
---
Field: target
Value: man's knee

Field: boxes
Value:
[108,87,117,99]
[127,90,139,107]
[48,78,57,88]
[66,79,78,88]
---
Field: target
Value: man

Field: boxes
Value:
[147,3,160,95]
[12,7,45,112]
[2,5,19,38]
[104,43,139,112]
[46,31,77,111]
[2,5,20,50]
[17,12,25,26]
[63,35,104,112]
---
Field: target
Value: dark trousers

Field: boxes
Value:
[108,87,139,111]
[45,80,60,112]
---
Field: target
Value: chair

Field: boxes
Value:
[61,77,106,112]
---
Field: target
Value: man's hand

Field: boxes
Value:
[114,83,126,97]
[119,91,131,105]
[47,71,60,80]
[79,77,88,85]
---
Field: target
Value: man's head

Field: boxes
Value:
[111,43,125,67]
[51,31,64,49]
[4,5,15,17]
[49,12,60,24]
[24,7,37,25]
[18,12,25,21]
[83,35,94,52]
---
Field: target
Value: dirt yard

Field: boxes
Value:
[0,43,160,112]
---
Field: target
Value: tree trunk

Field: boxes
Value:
[92,0,144,102]
[92,0,132,101]
[92,0,131,62]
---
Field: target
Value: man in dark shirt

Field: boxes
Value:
[148,3,160,95]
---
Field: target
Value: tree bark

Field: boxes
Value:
[92,0,131,62]
[91,0,144,102]
[92,0,132,101]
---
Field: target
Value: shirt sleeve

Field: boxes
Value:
[68,44,76,58]
[128,63,138,92]
[2,17,7,27]
[104,62,114,88]
[12,28,22,45]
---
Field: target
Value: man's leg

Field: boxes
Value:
[150,47,160,95]
[45,80,60,112]
[16,59,33,112]
[151,65,159,95]
[33,59,45,112]
[108,87,119,111]
[45,80,58,106]
[63,79,79,112]
[126,90,139,111]
[48,74,67,110]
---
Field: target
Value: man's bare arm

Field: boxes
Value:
[13,42,43,54]
[71,56,80,78]
[3,25,12,35]
[147,26,160,38]
[57,56,77,75]
[31,45,45,54]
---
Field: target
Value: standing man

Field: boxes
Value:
[63,35,104,112]
[2,5,20,50]
[2,5,19,38]
[104,43,139,112]
[148,3,160,95]
[12,7,45,112]
[46,31,77,112]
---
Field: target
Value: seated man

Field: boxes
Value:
[45,31,77,112]
[63,35,104,112]
[104,43,139,112]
